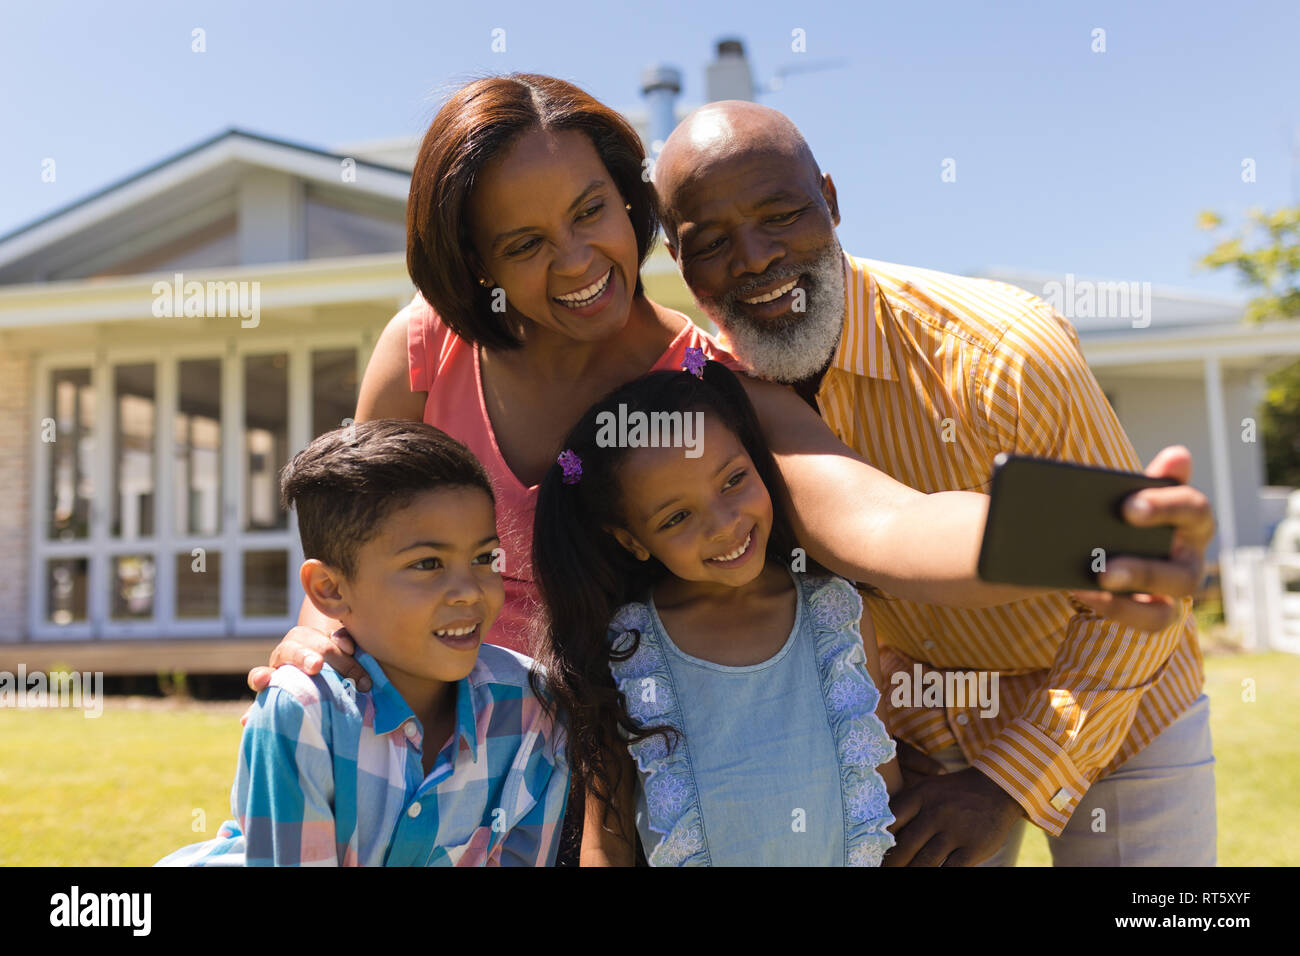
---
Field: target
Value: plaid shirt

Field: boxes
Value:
[155,644,569,866]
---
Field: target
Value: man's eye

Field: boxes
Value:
[768,210,801,224]
[688,237,724,260]
[412,557,442,570]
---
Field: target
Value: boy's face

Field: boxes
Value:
[330,486,505,686]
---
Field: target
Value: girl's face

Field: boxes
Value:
[608,411,774,588]
[467,127,640,345]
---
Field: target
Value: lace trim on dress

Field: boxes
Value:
[803,575,898,866]
[606,602,710,867]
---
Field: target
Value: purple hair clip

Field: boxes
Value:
[557,449,583,484]
[682,346,707,378]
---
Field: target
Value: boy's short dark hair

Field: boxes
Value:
[280,419,495,579]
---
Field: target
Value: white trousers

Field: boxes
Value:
[929,693,1217,866]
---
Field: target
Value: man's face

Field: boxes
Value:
[668,150,846,383]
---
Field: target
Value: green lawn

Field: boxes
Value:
[1,652,1297,866]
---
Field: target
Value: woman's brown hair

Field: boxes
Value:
[407,73,660,351]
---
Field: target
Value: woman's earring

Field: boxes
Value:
[479,277,493,288]
[625,204,632,212]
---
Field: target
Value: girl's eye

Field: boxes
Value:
[578,202,604,220]
[473,551,497,566]
[660,510,688,531]
[412,557,442,571]
[724,469,746,490]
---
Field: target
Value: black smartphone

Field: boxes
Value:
[976,453,1177,592]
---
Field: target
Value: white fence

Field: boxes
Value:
[1221,547,1300,654]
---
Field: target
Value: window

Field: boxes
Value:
[32,342,361,638]
[47,369,94,541]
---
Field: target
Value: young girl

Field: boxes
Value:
[532,357,901,866]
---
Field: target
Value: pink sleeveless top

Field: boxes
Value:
[405,294,744,654]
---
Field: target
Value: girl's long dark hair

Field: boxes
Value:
[530,360,819,840]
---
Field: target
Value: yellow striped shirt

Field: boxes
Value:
[815,252,1203,835]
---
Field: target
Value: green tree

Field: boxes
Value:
[1198,206,1300,486]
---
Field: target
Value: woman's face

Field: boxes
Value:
[468,127,640,344]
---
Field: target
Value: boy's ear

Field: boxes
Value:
[605,525,651,562]
[300,559,350,620]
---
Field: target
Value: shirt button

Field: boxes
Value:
[403,722,418,739]
[955,713,969,726]
[407,802,422,819]
[1050,788,1072,811]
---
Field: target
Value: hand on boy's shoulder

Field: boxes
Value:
[246,661,354,723]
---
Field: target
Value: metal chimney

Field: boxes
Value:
[706,38,755,103]
[640,65,682,153]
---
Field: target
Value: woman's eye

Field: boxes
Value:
[412,557,442,571]
[578,202,604,220]
[473,551,497,566]
[509,238,540,256]
[724,470,746,490]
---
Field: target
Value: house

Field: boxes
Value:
[4,47,1296,672]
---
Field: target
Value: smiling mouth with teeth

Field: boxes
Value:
[554,267,612,307]
[740,277,799,305]
[433,623,479,638]
[707,530,753,564]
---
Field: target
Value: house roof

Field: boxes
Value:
[975,266,1246,333]
[0,127,412,276]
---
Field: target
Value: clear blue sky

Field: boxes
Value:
[2,0,1296,297]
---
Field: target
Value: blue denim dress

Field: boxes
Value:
[606,570,895,866]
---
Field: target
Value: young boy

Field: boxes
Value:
[157,419,569,866]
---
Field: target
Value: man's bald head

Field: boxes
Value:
[650,102,845,385]
[655,100,823,248]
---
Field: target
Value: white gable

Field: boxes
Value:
[0,129,411,285]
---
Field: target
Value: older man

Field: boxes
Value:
[654,101,1217,866]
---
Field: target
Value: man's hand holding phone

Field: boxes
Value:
[979,445,1215,631]
[1075,445,1214,628]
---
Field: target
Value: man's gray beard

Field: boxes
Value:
[698,241,846,384]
